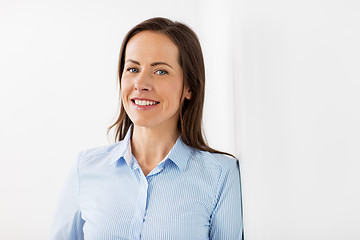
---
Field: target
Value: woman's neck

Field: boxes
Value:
[131,125,179,175]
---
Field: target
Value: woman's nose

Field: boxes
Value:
[134,72,152,92]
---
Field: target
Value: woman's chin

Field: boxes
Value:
[130,118,157,128]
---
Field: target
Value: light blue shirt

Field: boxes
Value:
[50,128,243,239]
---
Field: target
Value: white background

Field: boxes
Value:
[1,0,359,239]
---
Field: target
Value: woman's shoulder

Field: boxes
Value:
[79,143,117,158]
[76,140,127,167]
[192,149,239,172]
[188,150,240,190]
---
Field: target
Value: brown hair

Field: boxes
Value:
[108,17,234,158]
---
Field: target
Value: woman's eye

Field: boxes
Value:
[127,68,139,73]
[155,70,168,75]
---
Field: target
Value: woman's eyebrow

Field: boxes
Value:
[125,59,173,69]
[150,62,173,69]
[125,59,140,65]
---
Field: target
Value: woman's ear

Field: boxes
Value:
[184,87,192,100]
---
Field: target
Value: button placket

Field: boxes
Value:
[129,168,149,239]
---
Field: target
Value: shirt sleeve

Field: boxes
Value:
[50,152,85,240]
[209,159,243,240]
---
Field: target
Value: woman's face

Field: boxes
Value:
[121,31,191,131]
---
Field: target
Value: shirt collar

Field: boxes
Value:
[107,126,132,166]
[107,125,194,171]
[167,136,193,172]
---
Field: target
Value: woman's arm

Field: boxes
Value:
[50,153,85,240]
[209,159,243,240]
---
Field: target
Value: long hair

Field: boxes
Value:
[108,17,234,158]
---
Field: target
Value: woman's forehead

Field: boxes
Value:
[125,31,179,65]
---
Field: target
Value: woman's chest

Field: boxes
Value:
[79,169,214,239]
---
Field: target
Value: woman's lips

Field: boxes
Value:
[131,98,160,110]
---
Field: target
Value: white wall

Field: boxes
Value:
[1,0,359,239]
[236,1,360,239]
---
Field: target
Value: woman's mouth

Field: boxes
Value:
[132,99,159,106]
[131,98,160,110]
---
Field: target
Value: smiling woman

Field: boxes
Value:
[50,17,243,240]
[120,31,191,150]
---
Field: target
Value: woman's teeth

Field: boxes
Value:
[134,100,158,106]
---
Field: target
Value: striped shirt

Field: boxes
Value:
[50,128,243,239]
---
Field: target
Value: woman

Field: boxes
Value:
[51,17,243,240]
